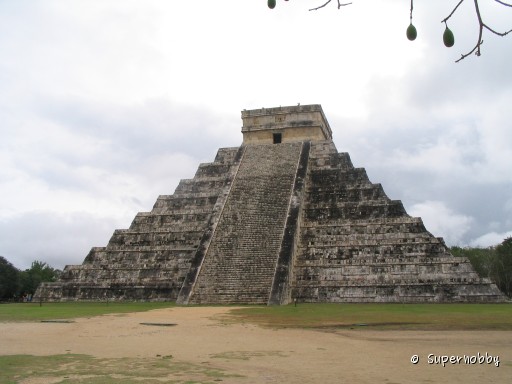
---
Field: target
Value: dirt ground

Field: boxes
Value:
[1,306,511,383]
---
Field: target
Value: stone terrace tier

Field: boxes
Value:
[290,141,504,303]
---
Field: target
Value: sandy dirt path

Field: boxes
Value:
[1,306,511,383]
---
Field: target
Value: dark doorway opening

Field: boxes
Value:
[273,133,282,144]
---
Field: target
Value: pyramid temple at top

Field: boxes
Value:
[35,105,505,304]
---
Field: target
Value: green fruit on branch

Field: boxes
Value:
[268,0,276,9]
[406,23,417,41]
[443,27,455,47]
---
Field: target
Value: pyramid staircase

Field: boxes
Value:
[180,142,307,304]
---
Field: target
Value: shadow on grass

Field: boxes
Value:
[225,303,512,331]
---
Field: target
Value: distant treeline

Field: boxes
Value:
[451,237,512,297]
[0,258,61,301]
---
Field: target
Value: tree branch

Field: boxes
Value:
[494,0,512,7]
[309,0,352,12]
[455,0,512,62]
[456,0,484,62]
[483,24,512,36]
[305,0,511,62]
[442,0,465,24]
[336,0,353,9]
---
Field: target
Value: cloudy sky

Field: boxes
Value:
[1,0,511,270]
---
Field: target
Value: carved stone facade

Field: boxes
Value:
[35,105,505,303]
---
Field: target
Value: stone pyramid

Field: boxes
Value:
[35,105,505,303]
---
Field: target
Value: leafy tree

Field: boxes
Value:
[451,245,495,278]
[267,0,512,62]
[0,256,20,300]
[452,237,512,297]
[491,237,512,296]
[19,261,61,297]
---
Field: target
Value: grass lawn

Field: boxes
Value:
[0,354,237,384]
[0,301,175,322]
[227,303,512,331]
[1,302,512,383]
[3,301,512,330]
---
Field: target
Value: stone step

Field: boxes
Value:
[188,142,304,304]
[173,179,232,195]
[152,195,219,212]
[292,281,502,301]
[303,200,407,221]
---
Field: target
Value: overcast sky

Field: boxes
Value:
[1,0,511,270]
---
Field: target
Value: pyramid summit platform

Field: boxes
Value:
[35,105,505,304]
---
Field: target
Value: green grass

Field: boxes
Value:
[0,354,240,384]
[3,301,512,330]
[0,302,243,383]
[2,303,511,382]
[0,301,176,322]
[227,303,512,331]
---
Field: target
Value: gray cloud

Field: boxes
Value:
[1,1,511,270]
[0,211,122,270]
